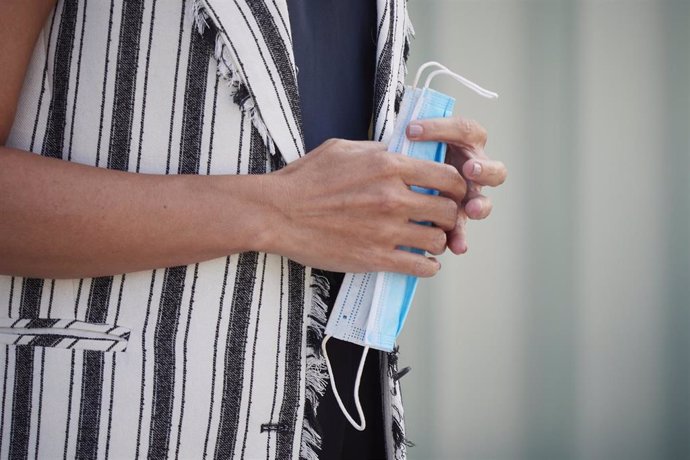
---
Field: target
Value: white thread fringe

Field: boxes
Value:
[395,3,416,116]
[191,0,276,156]
[392,403,408,459]
[399,4,415,84]
[391,8,414,460]
[299,272,330,460]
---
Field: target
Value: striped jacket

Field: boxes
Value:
[1,0,413,459]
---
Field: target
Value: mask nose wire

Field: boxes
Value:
[423,69,499,99]
[321,335,369,431]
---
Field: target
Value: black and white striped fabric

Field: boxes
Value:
[1,0,413,458]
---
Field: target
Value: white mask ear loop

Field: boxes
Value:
[423,69,499,99]
[413,61,450,88]
[321,335,369,431]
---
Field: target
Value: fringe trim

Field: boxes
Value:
[394,3,416,115]
[391,8,415,453]
[388,345,414,456]
[392,404,415,453]
[298,272,330,460]
[191,0,277,155]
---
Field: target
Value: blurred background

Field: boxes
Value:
[398,1,690,459]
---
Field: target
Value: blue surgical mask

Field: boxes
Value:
[322,62,498,431]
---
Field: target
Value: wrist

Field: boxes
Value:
[247,172,285,254]
[209,172,286,255]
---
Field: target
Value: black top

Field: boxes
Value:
[288,1,386,458]
[289,0,377,151]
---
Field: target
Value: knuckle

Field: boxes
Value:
[441,163,462,183]
[324,137,342,147]
[442,162,459,176]
[458,118,487,145]
[418,118,437,136]
[376,152,402,177]
[378,223,400,245]
[444,199,459,221]
[351,249,369,270]
[378,189,405,213]
[377,251,398,273]
[373,141,387,151]
[464,118,479,132]
[430,229,447,253]
[389,154,405,175]
[324,138,354,152]
[461,117,478,136]
[366,248,389,272]
[457,177,468,198]
[454,116,467,133]
[443,165,466,196]
[414,259,438,278]
[364,258,381,273]
[413,259,426,277]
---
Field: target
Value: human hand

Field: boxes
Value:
[267,139,467,277]
[406,116,507,254]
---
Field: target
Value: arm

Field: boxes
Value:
[1,1,466,280]
[0,0,271,279]
[407,117,508,254]
[0,148,274,278]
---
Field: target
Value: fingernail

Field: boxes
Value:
[408,123,423,138]
[471,162,482,177]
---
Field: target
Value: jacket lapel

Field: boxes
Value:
[373,0,413,145]
[199,0,411,162]
[199,0,305,164]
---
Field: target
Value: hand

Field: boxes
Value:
[266,139,467,277]
[406,116,507,254]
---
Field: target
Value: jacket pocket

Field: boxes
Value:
[0,318,131,352]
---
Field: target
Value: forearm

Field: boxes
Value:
[0,147,276,279]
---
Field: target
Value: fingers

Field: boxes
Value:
[396,223,448,255]
[406,116,487,148]
[446,209,468,255]
[462,158,507,187]
[404,114,507,189]
[405,192,458,231]
[397,156,467,203]
[464,194,493,220]
[381,250,441,278]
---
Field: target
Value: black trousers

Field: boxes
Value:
[316,270,387,460]
[317,338,386,460]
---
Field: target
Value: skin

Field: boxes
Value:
[407,117,507,254]
[0,0,507,280]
